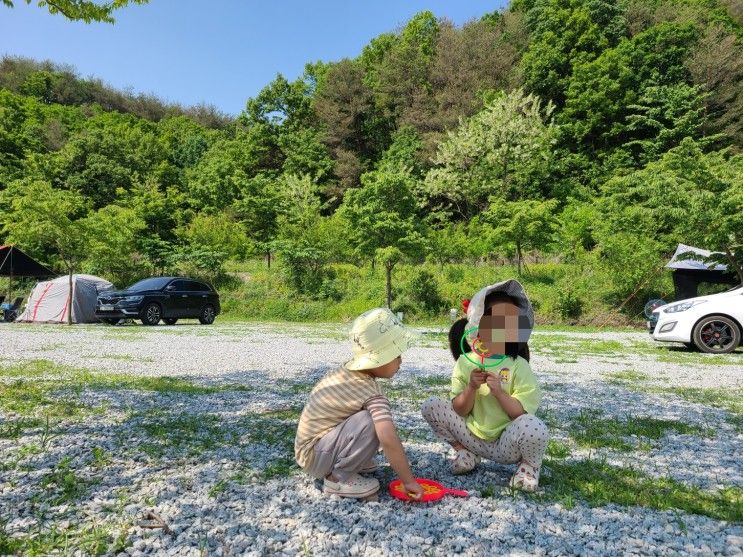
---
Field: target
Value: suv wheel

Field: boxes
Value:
[199,304,216,325]
[141,303,162,326]
[163,318,178,325]
[692,315,741,354]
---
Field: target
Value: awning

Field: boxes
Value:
[665,244,728,272]
[0,245,56,277]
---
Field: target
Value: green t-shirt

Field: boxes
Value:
[449,353,542,441]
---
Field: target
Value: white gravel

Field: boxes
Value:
[0,321,741,556]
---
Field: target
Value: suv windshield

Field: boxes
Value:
[127,277,171,292]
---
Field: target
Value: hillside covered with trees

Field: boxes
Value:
[1,0,742,323]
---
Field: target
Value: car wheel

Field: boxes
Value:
[163,318,178,325]
[199,304,216,325]
[692,315,741,354]
[140,303,162,326]
[101,318,120,325]
[683,342,697,351]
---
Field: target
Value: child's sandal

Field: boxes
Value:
[451,448,480,475]
[509,462,540,492]
[323,473,380,499]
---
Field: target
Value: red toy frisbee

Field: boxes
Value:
[388,478,469,502]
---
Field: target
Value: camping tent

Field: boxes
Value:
[15,274,113,324]
[665,244,738,300]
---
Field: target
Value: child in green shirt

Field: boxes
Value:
[422,280,548,492]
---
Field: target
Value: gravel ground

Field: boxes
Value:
[1,321,742,556]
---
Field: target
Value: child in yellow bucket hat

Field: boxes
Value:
[294,308,424,500]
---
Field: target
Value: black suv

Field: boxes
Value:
[95,277,221,326]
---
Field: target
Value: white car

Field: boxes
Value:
[651,285,743,353]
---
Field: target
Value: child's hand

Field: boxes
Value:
[486,373,503,396]
[404,479,424,500]
[468,370,487,389]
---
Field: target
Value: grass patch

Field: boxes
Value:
[655,387,743,414]
[0,360,253,422]
[38,456,94,506]
[0,416,43,439]
[630,341,743,365]
[541,458,743,522]
[131,410,237,458]
[569,409,711,452]
[418,376,451,388]
[260,457,299,480]
[208,479,228,498]
[241,412,297,453]
[0,378,100,419]
[535,408,560,429]
[546,439,572,458]
[531,336,627,357]
[0,518,129,556]
[605,369,650,384]
[630,385,743,432]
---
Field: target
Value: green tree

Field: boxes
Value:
[340,166,427,307]
[485,198,558,275]
[424,89,555,220]
[560,22,699,153]
[82,204,146,285]
[0,179,89,324]
[519,0,627,107]
[48,111,166,208]
[313,59,382,193]
[623,83,712,165]
[231,173,282,268]
[597,138,743,288]
[179,213,249,263]
[185,137,266,212]
[2,0,149,23]
[271,174,345,297]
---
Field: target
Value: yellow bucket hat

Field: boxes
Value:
[345,308,419,371]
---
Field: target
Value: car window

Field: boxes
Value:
[187,281,210,291]
[128,277,171,291]
[170,280,190,292]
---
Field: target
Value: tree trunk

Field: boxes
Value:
[266,251,271,270]
[67,267,73,326]
[724,245,743,284]
[516,240,523,276]
[385,263,393,309]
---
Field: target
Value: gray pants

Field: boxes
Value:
[304,410,379,481]
[421,397,549,469]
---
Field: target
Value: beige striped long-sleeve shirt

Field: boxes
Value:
[295,366,393,469]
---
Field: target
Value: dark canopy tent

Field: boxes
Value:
[666,244,738,301]
[0,245,56,301]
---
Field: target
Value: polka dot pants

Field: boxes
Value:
[421,397,549,468]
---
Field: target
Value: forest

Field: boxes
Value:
[1,0,742,324]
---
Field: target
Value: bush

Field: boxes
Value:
[402,270,446,314]
[555,285,584,321]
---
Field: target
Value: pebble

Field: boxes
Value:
[1,324,741,556]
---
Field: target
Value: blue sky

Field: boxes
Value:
[1,1,509,115]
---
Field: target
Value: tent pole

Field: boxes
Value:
[9,247,12,302]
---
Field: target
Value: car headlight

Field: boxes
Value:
[122,295,144,302]
[663,300,707,313]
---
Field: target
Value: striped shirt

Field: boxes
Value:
[294,366,393,469]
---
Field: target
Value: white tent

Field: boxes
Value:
[15,274,113,324]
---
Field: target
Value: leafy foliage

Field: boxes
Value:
[1,0,741,317]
